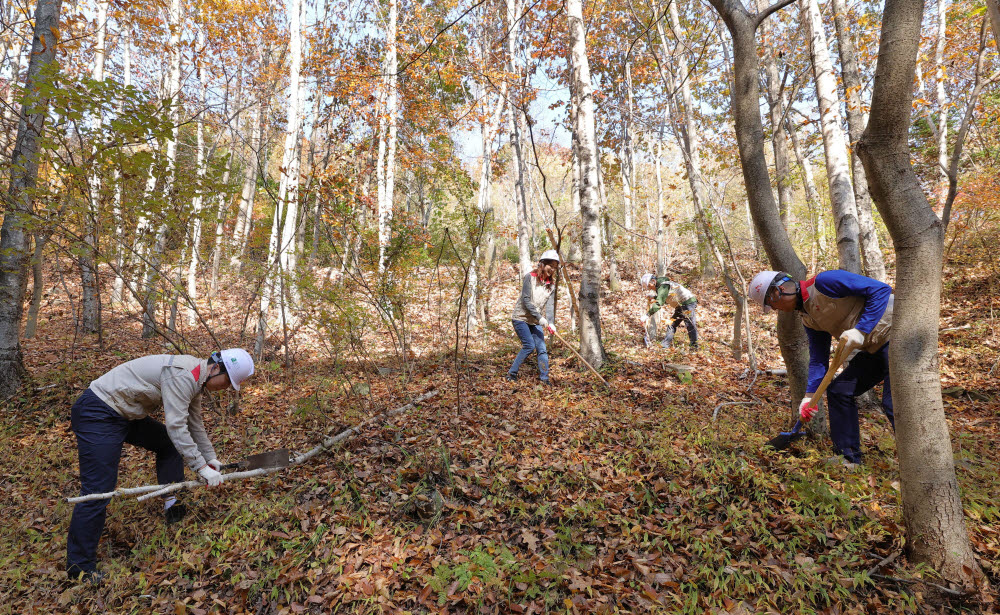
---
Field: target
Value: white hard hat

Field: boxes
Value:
[218,348,255,390]
[748,270,787,314]
[640,273,654,287]
[539,249,561,263]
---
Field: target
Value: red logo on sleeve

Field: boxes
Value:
[190,365,201,381]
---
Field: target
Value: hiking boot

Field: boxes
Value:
[824,455,860,472]
[69,568,104,586]
[504,372,517,382]
[165,503,187,525]
[539,378,552,386]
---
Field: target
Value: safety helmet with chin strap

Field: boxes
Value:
[640,273,654,287]
[748,270,794,314]
[209,348,256,390]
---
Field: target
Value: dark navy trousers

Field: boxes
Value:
[825,344,895,463]
[66,389,184,575]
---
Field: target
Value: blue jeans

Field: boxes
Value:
[826,344,895,463]
[508,320,549,381]
[66,389,185,575]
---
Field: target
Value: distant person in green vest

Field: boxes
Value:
[641,273,699,350]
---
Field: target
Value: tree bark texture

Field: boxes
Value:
[567,0,606,368]
[707,0,809,403]
[857,0,984,588]
[801,0,862,274]
[0,0,62,398]
[830,0,886,281]
[376,0,398,274]
[507,0,532,278]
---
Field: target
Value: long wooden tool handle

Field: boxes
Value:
[808,339,849,406]
[551,330,612,389]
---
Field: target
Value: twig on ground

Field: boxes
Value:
[866,549,902,577]
[712,401,758,421]
[67,390,438,504]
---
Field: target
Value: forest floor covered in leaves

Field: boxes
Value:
[2,244,1000,614]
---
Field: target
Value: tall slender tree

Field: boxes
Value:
[0,0,63,398]
[857,0,984,588]
[567,0,607,368]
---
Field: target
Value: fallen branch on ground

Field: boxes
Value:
[67,390,438,504]
[712,401,759,421]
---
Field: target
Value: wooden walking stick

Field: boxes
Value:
[550,329,612,389]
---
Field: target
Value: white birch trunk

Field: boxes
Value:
[934,0,949,208]
[111,31,132,306]
[230,101,261,269]
[466,83,508,331]
[801,0,862,273]
[622,61,635,232]
[80,0,110,334]
[507,0,532,277]
[568,0,606,368]
[143,0,182,338]
[186,19,208,326]
[256,0,303,354]
[376,0,398,274]
[830,0,886,281]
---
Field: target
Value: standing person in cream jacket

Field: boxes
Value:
[506,251,560,384]
[66,349,255,583]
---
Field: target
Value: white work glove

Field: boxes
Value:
[646,291,657,299]
[206,459,223,472]
[799,397,817,422]
[198,465,223,487]
[641,314,649,325]
[840,328,865,351]
[538,317,548,328]
[545,323,556,335]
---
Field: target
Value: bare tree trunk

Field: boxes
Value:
[231,101,261,270]
[186,16,208,326]
[465,83,507,331]
[144,0,182,338]
[831,0,886,280]
[278,0,302,283]
[507,0,532,278]
[707,0,809,405]
[942,20,1000,233]
[787,117,827,263]
[0,0,62,397]
[568,0,606,368]
[756,0,793,229]
[857,0,984,588]
[111,31,133,306]
[80,0,110,334]
[988,0,1000,56]
[376,0,398,274]
[209,154,234,299]
[654,132,666,276]
[801,0,862,273]
[659,0,715,280]
[934,0,949,209]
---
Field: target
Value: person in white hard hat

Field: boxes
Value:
[640,273,699,350]
[507,250,560,384]
[66,349,255,584]
[748,269,894,467]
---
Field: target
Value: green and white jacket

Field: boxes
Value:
[647,278,696,316]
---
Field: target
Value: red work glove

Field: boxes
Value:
[545,323,556,335]
[799,397,817,421]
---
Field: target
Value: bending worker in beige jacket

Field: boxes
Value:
[66,349,255,583]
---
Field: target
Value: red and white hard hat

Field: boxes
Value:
[218,348,255,390]
[748,270,788,314]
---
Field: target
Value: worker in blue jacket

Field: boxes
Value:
[749,269,895,465]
